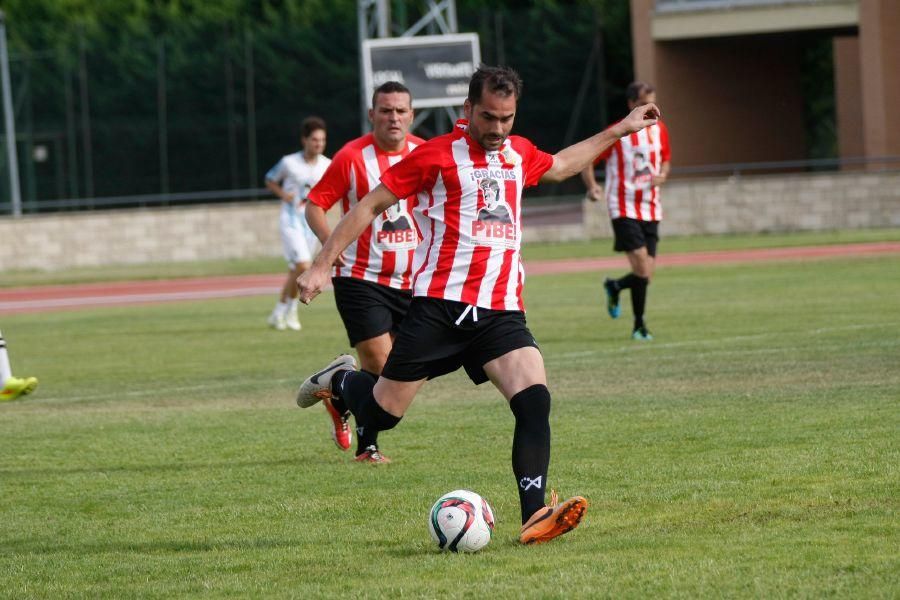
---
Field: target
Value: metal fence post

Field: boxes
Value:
[0,10,22,217]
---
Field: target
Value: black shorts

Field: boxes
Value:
[611,217,660,257]
[332,277,412,347]
[381,297,540,385]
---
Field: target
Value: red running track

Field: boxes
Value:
[2,241,898,316]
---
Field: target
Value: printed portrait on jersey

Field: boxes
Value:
[375,203,417,250]
[299,182,312,206]
[471,177,517,250]
[632,149,653,186]
[476,178,513,223]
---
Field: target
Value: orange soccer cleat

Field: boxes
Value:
[323,396,352,451]
[353,445,391,464]
[519,490,587,545]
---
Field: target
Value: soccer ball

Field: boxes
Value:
[428,489,495,552]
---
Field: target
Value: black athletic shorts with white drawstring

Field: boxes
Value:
[380,297,540,385]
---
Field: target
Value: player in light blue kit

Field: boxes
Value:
[265,116,332,331]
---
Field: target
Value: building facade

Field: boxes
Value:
[630,0,900,169]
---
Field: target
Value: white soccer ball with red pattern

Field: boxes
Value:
[428,489,495,552]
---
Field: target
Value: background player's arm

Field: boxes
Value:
[305,204,331,244]
[581,164,603,202]
[266,179,293,204]
[297,184,399,303]
[541,103,660,184]
[305,203,345,267]
[652,160,671,186]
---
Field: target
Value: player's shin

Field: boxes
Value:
[510,384,552,524]
[631,276,649,328]
[331,370,378,456]
[333,370,402,435]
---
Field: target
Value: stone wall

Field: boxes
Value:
[0,203,282,271]
[1,171,898,272]
[583,170,900,238]
[653,170,900,236]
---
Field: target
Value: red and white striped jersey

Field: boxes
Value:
[380,120,554,312]
[595,120,670,221]
[308,133,425,290]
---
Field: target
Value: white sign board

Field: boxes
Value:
[362,33,481,109]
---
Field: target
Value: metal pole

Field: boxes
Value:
[0,11,22,217]
[224,28,238,190]
[64,62,79,198]
[78,29,94,201]
[376,0,390,37]
[357,0,369,133]
[245,27,257,189]
[157,37,169,196]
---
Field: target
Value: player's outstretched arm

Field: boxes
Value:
[541,103,661,183]
[297,184,399,304]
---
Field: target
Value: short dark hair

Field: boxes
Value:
[467,65,522,106]
[626,81,655,103]
[301,116,326,138]
[371,81,412,109]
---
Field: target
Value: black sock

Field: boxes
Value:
[510,384,551,524]
[355,370,382,454]
[333,370,402,455]
[328,369,357,415]
[631,276,649,329]
[616,272,640,290]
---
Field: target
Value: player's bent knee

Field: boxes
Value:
[509,384,551,424]
[356,334,393,373]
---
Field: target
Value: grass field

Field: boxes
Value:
[1,239,899,597]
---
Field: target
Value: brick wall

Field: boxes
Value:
[1,171,898,271]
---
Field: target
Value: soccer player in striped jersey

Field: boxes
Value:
[296,66,660,544]
[265,116,331,332]
[303,82,425,463]
[0,329,38,402]
[582,81,671,340]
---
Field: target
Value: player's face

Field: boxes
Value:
[464,88,517,152]
[627,90,656,110]
[302,129,326,157]
[369,92,414,151]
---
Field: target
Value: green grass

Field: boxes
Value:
[1,250,899,597]
[2,227,898,288]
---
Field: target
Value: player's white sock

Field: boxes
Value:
[274,301,289,317]
[288,298,299,312]
[0,330,13,382]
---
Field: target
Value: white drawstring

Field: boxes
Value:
[454,304,479,325]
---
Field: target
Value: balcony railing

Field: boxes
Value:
[657,0,830,13]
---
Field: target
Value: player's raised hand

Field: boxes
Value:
[619,103,660,136]
[297,267,329,305]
